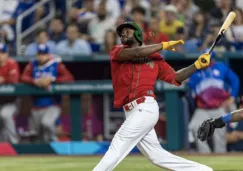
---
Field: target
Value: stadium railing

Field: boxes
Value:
[0,81,186,150]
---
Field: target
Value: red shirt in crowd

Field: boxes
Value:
[144,31,169,44]
[21,56,74,84]
[110,45,180,108]
[0,58,19,83]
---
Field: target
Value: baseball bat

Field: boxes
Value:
[207,12,236,54]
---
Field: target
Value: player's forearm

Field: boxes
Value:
[231,112,243,122]
[213,110,243,128]
[117,44,162,61]
[174,64,197,83]
[21,75,34,84]
[55,75,74,82]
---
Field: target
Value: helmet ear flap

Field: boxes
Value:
[134,30,142,45]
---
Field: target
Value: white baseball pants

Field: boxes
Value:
[30,106,60,142]
[0,103,19,143]
[93,97,212,171]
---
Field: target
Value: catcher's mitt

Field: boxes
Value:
[197,118,215,141]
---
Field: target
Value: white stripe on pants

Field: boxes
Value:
[93,97,212,171]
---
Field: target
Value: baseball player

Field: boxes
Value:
[0,43,19,143]
[188,51,239,153]
[21,44,74,142]
[93,21,213,171]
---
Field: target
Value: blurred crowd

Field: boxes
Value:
[1,0,243,56]
[0,0,243,154]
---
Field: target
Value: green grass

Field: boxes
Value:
[0,155,242,171]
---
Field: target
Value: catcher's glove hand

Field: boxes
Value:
[197,118,215,141]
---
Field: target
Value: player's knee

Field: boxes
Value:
[41,121,53,131]
[0,110,13,120]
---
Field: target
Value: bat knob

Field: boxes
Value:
[201,58,207,63]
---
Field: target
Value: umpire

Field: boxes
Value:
[188,51,240,153]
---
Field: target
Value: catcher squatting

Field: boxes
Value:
[93,21,213,171]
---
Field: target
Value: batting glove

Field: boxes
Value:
[161,40,184,51]
[194,53,211,69]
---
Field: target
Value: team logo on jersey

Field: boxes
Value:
[146,61,154,69]
[213,69,220,76]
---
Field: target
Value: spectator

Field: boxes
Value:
[48,18,66,43]
[34,4,46,23]
[67,7,79,25]
[123,0,150,20]
[159,4,184,39]
[175,0,199,25]
[144,17,169,45]
[94,0,121,19]
[88,1,116,44]
[150,0,167,18]
[77,0,96,34]
[210,0,234,21]
[174,27,200,53]
[0,25,15,45]
[56,24,92,56]
[115,15,126,28]
[21,44,74,142]
[78,0,96,22]
[200,19,232,52]
[25,29,56,57]
[131,6,147,32]
[0,0,36,32]
[225,8,243,49]
[0,0,18,44]
[188,50,240,153]
[0,43,20,143]
[188,11,208,39]
[236,0,243,10]
[103,29,117,53]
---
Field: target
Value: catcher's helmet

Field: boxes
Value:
[116,21,143,45]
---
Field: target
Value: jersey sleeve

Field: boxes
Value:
[110,45,128,61]
[158,59,181,86]
[21,62,34,84]
[56,63,74,83]
[5,60,19,83]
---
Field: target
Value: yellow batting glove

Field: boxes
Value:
[194,53,211,69]
[161,40,184,51]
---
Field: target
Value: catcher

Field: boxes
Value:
[198,108,243,142]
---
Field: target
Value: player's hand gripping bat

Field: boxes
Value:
[200,12,236,63]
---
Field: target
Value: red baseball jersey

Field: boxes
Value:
[0,58,19,104]
[0,58,19,83]
[110,44,180,108]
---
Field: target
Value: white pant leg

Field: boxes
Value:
[30,109,44,140]
[137,128,213,171]
[189,109,211,153]
[0,103,19,143]
[41,106,60,142]
[93,99,159,171]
